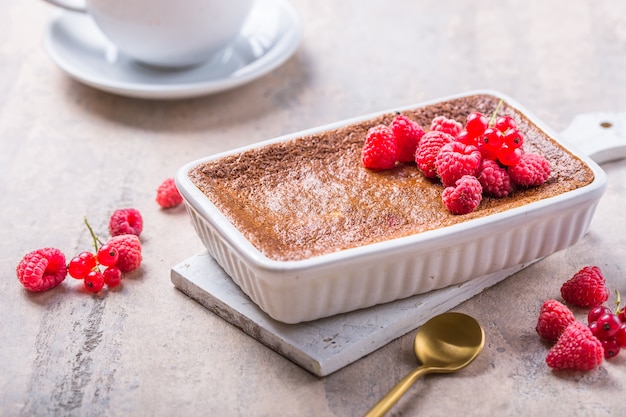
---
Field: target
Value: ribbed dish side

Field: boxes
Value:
[281,203,596,323]
[184,203,268,308]
[184,197,598,323]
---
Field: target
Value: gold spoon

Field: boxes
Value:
[364,312,485,417]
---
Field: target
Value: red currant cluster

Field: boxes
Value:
[588,304,626,359]
[67,214,137,293]
[68,244,122,292]
[457,111,525,166]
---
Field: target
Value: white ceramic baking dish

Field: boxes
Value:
[175,90,607,323]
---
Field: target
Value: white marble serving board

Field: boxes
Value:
[171,252,534,377]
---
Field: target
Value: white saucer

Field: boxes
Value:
[43,0,302,99]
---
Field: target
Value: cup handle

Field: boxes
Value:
[41,0,86,12]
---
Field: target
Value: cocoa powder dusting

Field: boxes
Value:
[188,94,594,261]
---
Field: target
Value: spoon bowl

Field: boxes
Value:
[364,312,485,417]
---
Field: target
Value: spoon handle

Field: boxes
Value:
[363,366,430,417]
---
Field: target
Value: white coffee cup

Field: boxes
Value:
[42,0,255,68]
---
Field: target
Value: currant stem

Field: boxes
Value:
[83,216,103,252]
[616,289,621,313]
[489,99,504,126]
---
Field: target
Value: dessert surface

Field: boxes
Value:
[189,94,594,261]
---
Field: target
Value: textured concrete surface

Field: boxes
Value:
[3,0,626,416]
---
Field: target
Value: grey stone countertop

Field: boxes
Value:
[3,0,626,416]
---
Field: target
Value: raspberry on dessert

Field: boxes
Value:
[508,153,551,187]
[430,115,463,137]
[442,175,483,215]
[361,124,398,170]
[546,321,603,371]
[536,299,575,342]
[156,178,184,208]
[16,247,67,292]
[415,131,455,178]
[109,208,143,236]
[389,114,425,163]
[435,141,482,187]
[561,266,609,308]
[107,234,142,273]
[477,159,513,198]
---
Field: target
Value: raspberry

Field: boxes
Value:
[536,299,575,342]
[107,234,142,273]
[561,266,609,308]
[435,141,482,187]
[109,208,143,236]
[508,153,550,187]
[389,114,425,163]
[477,159,513,198]
[361,124,398,170]
[16,247,67,292]
[442,175,482,215]
[156,178,183,208]
[546,321,603,371]
[430,115,463,137]
[415,131,454,178]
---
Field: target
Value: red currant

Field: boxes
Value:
[597,313,622,339]
[589,321,601,339]
[602,338,621,359]
[588,305,613,324]
[618,307,626,323]
[494,115,517,133]
[103,267,122,288]
[97,243,119,267]
[497,145,523,166]
[456,130,475,145]
[68,257,90,279]
[480,128,503,150]
[78,251,97,270]
[504,129,525,148]
[84,270,105,293]
[465,112,488,138]
[616,323,626,348]
[68,251,97,279]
